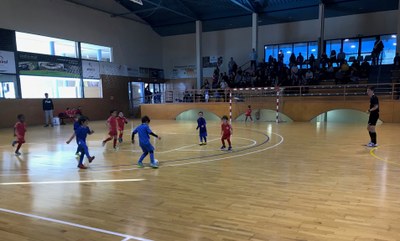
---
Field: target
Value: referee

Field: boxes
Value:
[366,86,379,147]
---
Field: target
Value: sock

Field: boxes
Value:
[15,143,22,152]
[371,132,377,144]
[79,153,84,165]
[227,138,232,147]
[368,131,372,141]
[138,152,148,163]
[221,139,225,147]
[199,136,202,143]
[113,138,117,148]
[150,152,155,164]
[203,136,207,143]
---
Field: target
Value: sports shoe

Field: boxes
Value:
[367,142,378,147]
[15,151,21,156]
[75,152,80,156]
[220,146,226,150]
[228,146,232,151]
[150,163,159,169]
[44,124,49,127]
[199,142,204,145]
[88,156,95,163]
[102,141,106,147]
[203,142,207,145]
[77,164,87,169]
[11,141,17,147]
[118,138,123,143]
[137,162,144,168]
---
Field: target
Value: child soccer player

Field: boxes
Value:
[245,105,253,122]
[75,116,95,169]
[12,114,26,156]
[196,111,207,145]
[221,115,233,151]
[102,110,118,149]
[66,114,81,156]
[132,116,161,168]
[117,111,129,143]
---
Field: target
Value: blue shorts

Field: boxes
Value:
[140,143,154,153]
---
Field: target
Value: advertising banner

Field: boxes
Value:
[0,50,16,74]
[17,52,81,78]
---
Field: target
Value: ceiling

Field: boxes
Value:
[64,0,399,36]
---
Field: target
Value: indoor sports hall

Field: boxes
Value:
[1,0,400,240]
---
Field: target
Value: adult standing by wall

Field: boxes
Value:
[250,48,258,72]
[42,93,54,127]
[372,36,384,65]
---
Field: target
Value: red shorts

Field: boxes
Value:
[16,135,25,144]
[221,134,230,140]
[108,130,117,136]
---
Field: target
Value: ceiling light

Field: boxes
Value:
[129,0,143,5]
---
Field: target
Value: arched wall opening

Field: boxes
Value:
[235,109,293,122]
[310,109,383,124]
[175,109,221,121]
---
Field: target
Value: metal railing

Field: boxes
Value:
[140,83,400,104]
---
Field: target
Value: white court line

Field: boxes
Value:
[0,178,145,185]
[0,207,153,241]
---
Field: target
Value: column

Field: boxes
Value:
[196,20,203,89]
[252,13,258,51]
[397,0,400,52]
[318,2,325,58]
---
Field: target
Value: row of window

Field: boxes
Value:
[264,34,397,65]
[16,32,112,62]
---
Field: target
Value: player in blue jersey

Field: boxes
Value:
[196,111,207,145]
[66,114,81,156]
[131,116,161,168]
[75,116,95,169]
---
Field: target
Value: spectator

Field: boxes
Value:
[320,52,328,68]
[297,53,304,69]
[337,48,346,65]
[228,57,237,76]
[372,36,384,65]
[309,53,316,70]
[144,85,152,104]
[305,69,314,84]
[393,52,400,66]
[330,50,337,66]
[278,50,284,63]
[250,48,258,72]
[289,53,297,66]
[360,59,371,78]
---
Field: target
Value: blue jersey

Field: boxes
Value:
[197,117,207,135]
[132,123,153,145]
[73,121,80,131]
[75,126,91,144]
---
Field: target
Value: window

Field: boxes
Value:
[381,34,396,65]
[343,38,359,61]
[325,40,341,58]
[83,79,103,98]
[20,76,82,98]
[279,44,292,65]
[81,43,112,62]
[264,45,278,62]
[308,41,318,60]
[16,32,78,58]
[0,74,17,99]
[360,37,375,61]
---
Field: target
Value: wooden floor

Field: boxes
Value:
[0,119,400,241]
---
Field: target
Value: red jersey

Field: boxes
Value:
[245,108,252,116]
[221,122,232,136]
[14,121,26,143]
[117,117,128,131]
[107,116,118,131]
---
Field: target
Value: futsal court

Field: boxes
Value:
[0,119,399,241]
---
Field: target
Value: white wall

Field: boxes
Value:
[162,10,398,78]
[0,0,162,68]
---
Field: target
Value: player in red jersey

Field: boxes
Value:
[12,114,27,156]
[102,110,118,149]
[220,115,232,151]
[117,111,129,143]
[245,105,253,122]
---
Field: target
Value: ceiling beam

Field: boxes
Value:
[141,0,197,20]
[229,0,255,13]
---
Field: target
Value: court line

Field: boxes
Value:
[0,178,145,186]
[0,207,153,241]
[369,146,400,167]
[164,132,284,167]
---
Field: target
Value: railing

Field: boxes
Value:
[141,83,400,104]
